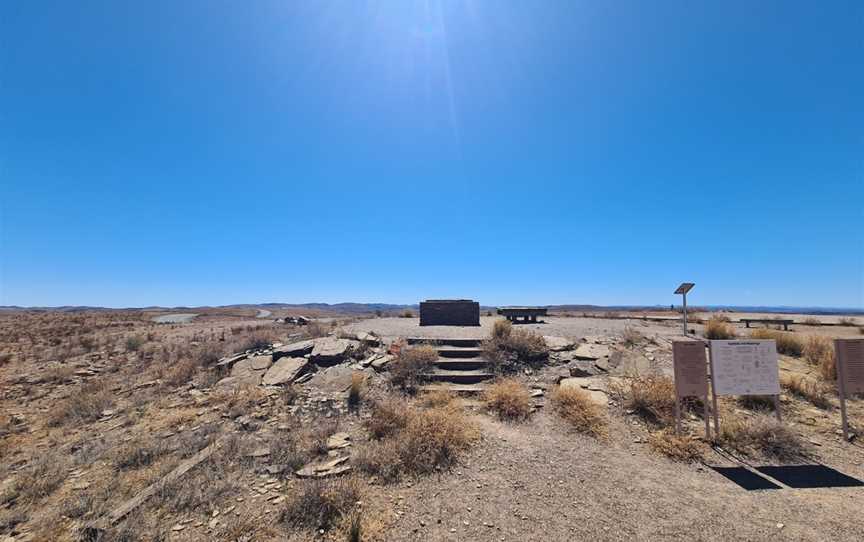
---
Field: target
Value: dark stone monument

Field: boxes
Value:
[419,299,480,326]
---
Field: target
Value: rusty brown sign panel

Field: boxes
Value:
[673,340,709,397]
[836,339,864,395]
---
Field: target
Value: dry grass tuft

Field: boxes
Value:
[750,329,803,357]
[389,345,437,392]
[704,316,736,340]
[621,326,645,347]
[348,371,364,412]
[280,477,362,533]
[9,453,69,505]
[112,436,169,470]
[355,397,478,481]
[717,415,806,461]
[612,374,677,426]
[803,335,836,382]
[648,430,705,462]
[549,386,606,437]
[47,381,114,427]
[736,395,776,412]
[484,378,532,421]
[483,319,549,371]
[781,373,832,409]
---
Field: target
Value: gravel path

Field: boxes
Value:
[382,410,864,541]
[345,316,683,342]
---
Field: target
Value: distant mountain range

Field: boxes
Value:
[1,302,862,315]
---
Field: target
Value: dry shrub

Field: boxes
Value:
[483,319,548,371]
[704,316,736,340]
[838,317,857,326]
[648,430,705,462]
[549,386,606,437]
[10,453,68,504]
[43,363,75,384]
[356,397,477,481]
[389,345,437,391]
[781,373,832,409]
[484,378,532,421]
[47,381,114,427]
[613,374,676,426]
[348,371,364,412]
[213,385,268,419]
[280,477,362,533]
[112,436,168,470]
[717,415,806,461]
[803,335,836,382]
[419,390,460,409]
[622,326,644,347]
[750,329,803,357]
[164,356,200,386]
[155,455,242,515]
[364,396,409,439]
[736,395,776,411]
[803,317,821,325]
[306,321,330,338]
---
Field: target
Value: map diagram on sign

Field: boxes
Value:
[710,340,780,396]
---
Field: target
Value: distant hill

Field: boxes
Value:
[2,302,861,316]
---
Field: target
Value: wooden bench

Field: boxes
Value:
[497,307,547,324]
[740,318,793,331]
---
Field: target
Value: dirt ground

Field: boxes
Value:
[1,309,862,541]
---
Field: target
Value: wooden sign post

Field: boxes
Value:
[672,340,711,438]
[834,338,864,441]
[708,340,782,434]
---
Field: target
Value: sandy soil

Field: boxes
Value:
[382,410,864,541]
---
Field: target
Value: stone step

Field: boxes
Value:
[406,337,483,348]
[423,369,495,384]
[433,358,490,371]
[419,382,488,395]
[436,346,484,358]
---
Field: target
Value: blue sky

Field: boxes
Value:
[1,1,862,309]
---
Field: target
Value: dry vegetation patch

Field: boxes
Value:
[717,415,807,461]
[47,381,115,427]
[781,373,832,409]
[389,345,437,392]
[612,374,677,426]
[750,329,803,356]
[484,378,532,421]
[355,396,478,482]
[648,430,705,462]
[704,316,736,340]
[803,335,836,382]
[549,386,607,437]
[483,319,549,371]
[279,477,363,534]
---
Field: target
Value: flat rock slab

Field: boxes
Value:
[305,365,356,393]
[559,377,609,406]
[370,354,395,371]
[247,355,273,371]
[544,336,577,352]
[295,456,351,478]
[272,340,315,361]
[228,358,269,386]
[262,357,311,386]
[573,344,612,360]
[310,337,357,366]
[327,432,351,450]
